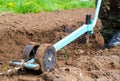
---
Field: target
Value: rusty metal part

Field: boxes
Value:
[85,33,90,44]
[35,44,56,72]
[23,42,40,61]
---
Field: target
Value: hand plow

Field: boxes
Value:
[0,0,102,75]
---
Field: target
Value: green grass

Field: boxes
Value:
[0,0,95,13]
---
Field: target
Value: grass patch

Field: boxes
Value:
[0,0,95,13]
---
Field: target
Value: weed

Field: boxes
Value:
[86,43,91,48]
[61,49,69,59]
[3,65,9,71]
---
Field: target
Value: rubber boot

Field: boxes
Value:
[108,30,120,47]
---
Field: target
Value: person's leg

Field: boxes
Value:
[108,0,120,47]
[100,20,115,49]
[99,0,110,20]
[98,0,115,49]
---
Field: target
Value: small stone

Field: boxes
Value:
[78,50,84,54]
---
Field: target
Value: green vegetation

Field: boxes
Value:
[61,49,69,59]
[3,65,9,71]
[86,43,91,48]
[0,0,95,13]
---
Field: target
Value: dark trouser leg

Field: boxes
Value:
[100,20,116,49]
[101,21,116,42]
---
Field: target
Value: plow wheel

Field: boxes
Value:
[35,44,56,72]
[23,42,40,61]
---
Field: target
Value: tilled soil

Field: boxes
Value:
[0,8,119,81]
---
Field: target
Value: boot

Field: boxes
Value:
[108,30,120,47]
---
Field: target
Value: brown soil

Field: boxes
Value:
[0,8,119,81]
